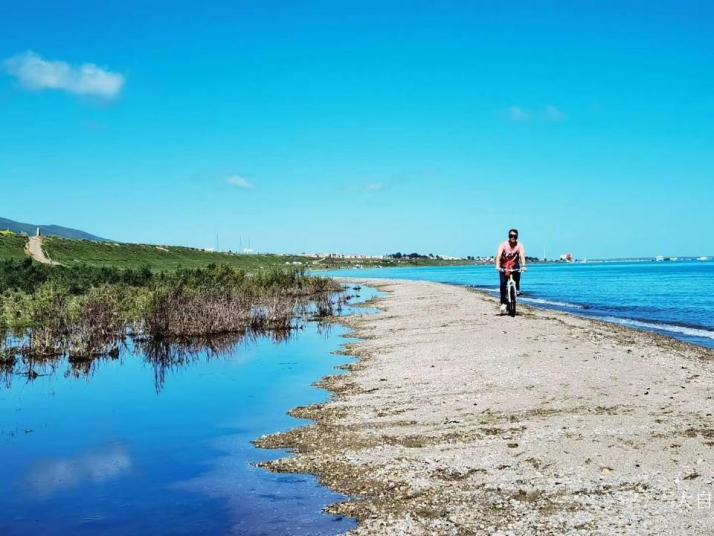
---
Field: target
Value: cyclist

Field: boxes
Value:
[495,229,527,314]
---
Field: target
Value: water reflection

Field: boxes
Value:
[171,434,355,534]
[1,292,350,393]
[21,443,132,498]
[0,287,379,535]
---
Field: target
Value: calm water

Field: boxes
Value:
[0,287,379,535]
[323,261,714,349]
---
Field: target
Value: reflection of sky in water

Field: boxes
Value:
[22,443,132,498]
[0,287,379,535]
[173,436,349,535]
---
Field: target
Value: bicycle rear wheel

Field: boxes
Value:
[508,284,517,316]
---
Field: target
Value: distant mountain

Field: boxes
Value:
[0,217,109,242]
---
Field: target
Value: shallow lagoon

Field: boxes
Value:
[0,288,378,535]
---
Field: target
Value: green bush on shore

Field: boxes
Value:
[0,259,342,359]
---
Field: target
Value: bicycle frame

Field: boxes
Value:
[498,268,522,316]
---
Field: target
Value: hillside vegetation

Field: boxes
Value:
[0,234,476,271]
[0,233,27,261]
[23,236,312,270]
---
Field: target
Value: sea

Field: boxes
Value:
[322,259,714,349]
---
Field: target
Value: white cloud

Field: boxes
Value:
[3,51,124,99]
[364,183,385,192]
[506,105,567,123]
[508,106,530,122]
[544,105,566,122]
[226,175,253,190]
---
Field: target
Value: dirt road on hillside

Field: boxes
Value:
[25,236,58,265]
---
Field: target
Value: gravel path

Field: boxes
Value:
[258,279,714,535]
[25,236,58,265]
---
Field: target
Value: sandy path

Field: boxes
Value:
[259,279,714,535]
[25,236,58,265]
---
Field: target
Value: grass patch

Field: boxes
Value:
[0,234,28,261]
[41,237,312,270]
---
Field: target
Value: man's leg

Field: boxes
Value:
[499,271,508,304]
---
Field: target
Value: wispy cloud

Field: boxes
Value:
[364,183,386,192]
[3,51,125,99]
[544,105,566,122]
[508,106,530,122]
[226,175,253,190]
[506,105,567,123]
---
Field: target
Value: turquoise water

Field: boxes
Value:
[322,261,714,349]
[0,288,378,535]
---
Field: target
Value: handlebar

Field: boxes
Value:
[497,267,526,272]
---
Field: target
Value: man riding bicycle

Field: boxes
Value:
[496,229,527,315]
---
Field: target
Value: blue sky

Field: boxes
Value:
[1,1,712,258]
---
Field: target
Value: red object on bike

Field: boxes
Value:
[504,258,518,276]
[500,240,524,276]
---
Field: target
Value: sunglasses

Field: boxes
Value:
[509,234,518,239]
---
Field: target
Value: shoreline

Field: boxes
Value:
[257,279,714,534]
[317,268,714,351]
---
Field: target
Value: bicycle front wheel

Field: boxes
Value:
[509,284,517,316]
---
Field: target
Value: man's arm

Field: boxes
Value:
[495,244,503,269]
[520,245,527,270]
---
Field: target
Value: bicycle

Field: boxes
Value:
[498,267,523,317]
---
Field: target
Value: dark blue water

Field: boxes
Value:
[322,261,714,349]
[0,288,379,535]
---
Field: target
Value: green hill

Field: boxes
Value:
[1,227,473,272]
[0,233,27,261]
[0,233,311,271]
[41,237,312,270]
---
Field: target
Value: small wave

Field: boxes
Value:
[467,285,500,293]
[600,316,714,340]
[467,286,586,309]
[520,297,586,309]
